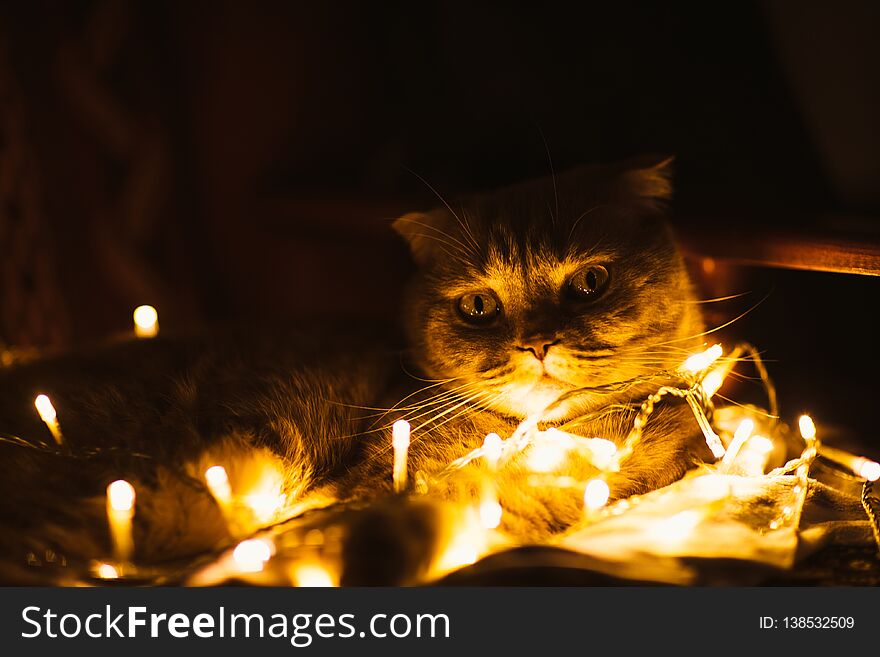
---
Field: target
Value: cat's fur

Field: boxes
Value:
[0,157,710,583]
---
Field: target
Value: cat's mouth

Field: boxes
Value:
[484,367,576,419]
[473,354,586,419]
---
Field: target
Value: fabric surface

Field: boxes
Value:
[554,461,875,585]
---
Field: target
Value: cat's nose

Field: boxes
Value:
[516,339,559,361]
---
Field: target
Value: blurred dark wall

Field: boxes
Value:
[1,0,878,447]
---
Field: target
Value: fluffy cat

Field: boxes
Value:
[0,156,710,583]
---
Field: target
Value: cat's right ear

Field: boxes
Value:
[617,154,675,204]
[392,211,447,266]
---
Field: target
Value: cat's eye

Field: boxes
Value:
[567,265,610,300]
[457,292,501,324]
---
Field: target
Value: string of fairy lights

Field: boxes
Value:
[6,304,880,584]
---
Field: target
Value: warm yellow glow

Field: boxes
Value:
[392,419,411,450]
[34,394,57,423]
[583,478,610,511]
[585,437,618,469]
[720,419,754,470]
[133,305,159,338]
[239,464,287,525]
[482,432,503,469]
[304,529,324,546]
[721,424,772,476]
[107,480,135,512]
[392,420,411,493]
[701,370,724,398]
[434,531,480,575]
[232,538,273,573]
[479,499,502,529]
[683,344,723,374]
[650,510,702,543]
[798,415,816,441]
[734,419,755,442]
[243,492,285,524]
[95,563,119,579]
[292,563,336,587]
[747,435,774,454]
[858,459,880,482]
[106,480,135,562]
[815,444,880,483]
[205,465,232,506]
[691,474,732,500]
[525,436,568,473]
[34,394,64,446]
[429,508,492,578]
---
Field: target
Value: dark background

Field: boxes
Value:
[1,0,878,452]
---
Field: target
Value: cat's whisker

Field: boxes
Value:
[409,389,493,435]
[403,167,471,239]
[403,232,472,262]
[397,364,460,384]
[386,380,488,419]
[364,389,496,460]
[401,217,480,260]
[410,391,502,445]
[685,291,753,304]
[628,293,770,352]
[566,204,605,246]
[711,393,779,420]
[353,381,491,439]
[330,377,462,415]
[325,386,486,443]
[537,127,559,225]
[456,208,483,256]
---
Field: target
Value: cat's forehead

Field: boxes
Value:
[444,248,613,300]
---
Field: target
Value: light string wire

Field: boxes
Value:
[6,341,880,583]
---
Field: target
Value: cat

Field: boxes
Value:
[0,155,711,584]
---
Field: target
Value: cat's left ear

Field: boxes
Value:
[618,154,675,203]
[392,211,448,266]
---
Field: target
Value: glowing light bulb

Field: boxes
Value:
[34,394,63,445]
[798,415,816,441]
[232,538,273,573]
[683,344,723,374]
[479,499,503,529]
[701,370,724,398]
[133,305,159,338]
[106,480,136,562]
[244,492,285,523]
[34,394,56,423]
[818,444,880,482]
[586,437,618,469]
[95,563,120,579]
[482,433,503,470]
[857,459,880,482]
[526,436,568,473]
[747,435,774,454]
[205,465,232,508]
[108,480,135,512]
[583,478,610,512]
[734,419,755,442]
[478,432,504,529]
[292,563,336,587]
[392,420,411,493]
[720,419,754,471]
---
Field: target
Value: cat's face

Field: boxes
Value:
[395,157,703,421]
